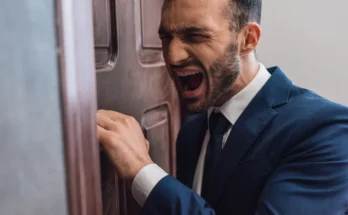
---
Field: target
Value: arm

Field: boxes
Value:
[96,110,216,215]
[139,173,216,215]
[132,122,216,214]
[256,111,348,215]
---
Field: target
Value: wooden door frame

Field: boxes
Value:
[55,0,103,214]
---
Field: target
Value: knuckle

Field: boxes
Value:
[120,117,128,125]
[122,116,134,126]
[128,116,136,124]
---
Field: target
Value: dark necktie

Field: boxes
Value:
[201,110,230,199]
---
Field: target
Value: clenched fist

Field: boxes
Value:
[96,109,153,181]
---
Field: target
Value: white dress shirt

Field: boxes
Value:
[131,64,271,207]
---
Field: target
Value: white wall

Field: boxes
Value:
[258,0,348,106]
[0,1,68,215]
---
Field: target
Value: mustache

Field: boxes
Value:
[170,58,203,69]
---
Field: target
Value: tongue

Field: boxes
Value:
[187,73,203,91]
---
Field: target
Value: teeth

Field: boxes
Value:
[177,71,201,77]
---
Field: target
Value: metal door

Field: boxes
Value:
[92,0,181,214]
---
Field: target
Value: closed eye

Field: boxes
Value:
[186,34,209,42]
[159,34,172,41]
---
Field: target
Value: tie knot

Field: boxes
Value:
[209,110,230,136]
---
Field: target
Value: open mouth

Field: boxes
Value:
[177,71,204,92]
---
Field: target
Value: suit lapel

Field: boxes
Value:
[205,67,293,207]
[177,112,207,188]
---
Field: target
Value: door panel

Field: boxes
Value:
[140,0,163,49]
[142,103,172,173]
[93,0,181,214]
[93,0,117,70]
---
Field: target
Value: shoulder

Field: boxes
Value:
[282,85,348,159]
[287,85,348,129]
[257,88,348,214]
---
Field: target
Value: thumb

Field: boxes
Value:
[145,139,150,152]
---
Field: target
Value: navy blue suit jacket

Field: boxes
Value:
[141,67,348,215]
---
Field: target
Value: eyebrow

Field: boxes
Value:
[158,26,208,35]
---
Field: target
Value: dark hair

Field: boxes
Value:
[227,0,262,31]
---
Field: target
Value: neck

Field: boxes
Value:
[215,55,260,106]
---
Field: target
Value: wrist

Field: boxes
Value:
[130,160,154,181]
[131,163,169,207]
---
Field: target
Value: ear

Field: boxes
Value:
[238,22,262,56]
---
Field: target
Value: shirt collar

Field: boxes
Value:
[208,63,271,125]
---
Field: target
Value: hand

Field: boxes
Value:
[96,109,153,181]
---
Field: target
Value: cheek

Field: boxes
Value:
[193,45,221,69]
[191,46,216,68]
[190,41,226,70]
[206,69,215,93]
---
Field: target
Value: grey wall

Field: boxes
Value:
[258,0,348,106]
[0,1,68,215]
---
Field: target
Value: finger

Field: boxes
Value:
[97,125,114,146]
[98,109,129,121]
[96,111,116,131]
[145,139,150,152]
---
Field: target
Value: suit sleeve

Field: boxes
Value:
[140,174,216,215]
[256,108,348,215]
[140,114,215,215]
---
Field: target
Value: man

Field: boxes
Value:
[96,0,348,214]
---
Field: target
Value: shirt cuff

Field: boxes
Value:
[131,163,168,207]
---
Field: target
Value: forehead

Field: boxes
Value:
[160,0,229,31]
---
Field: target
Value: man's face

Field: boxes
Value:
[159,0,241,113]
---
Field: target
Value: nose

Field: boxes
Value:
[167,37,189,66]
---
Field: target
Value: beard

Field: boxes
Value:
[186,42,241,113]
